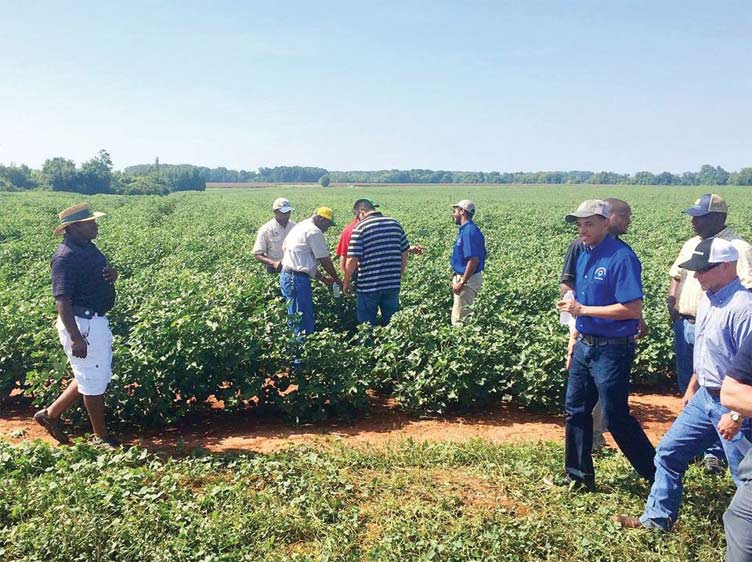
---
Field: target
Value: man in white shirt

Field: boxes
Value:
[280,207,342,335]
[253,198,295,273]
[667,193,752,474]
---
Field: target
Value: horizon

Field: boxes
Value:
[2,1,751,172]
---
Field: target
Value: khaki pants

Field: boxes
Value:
[451,272,483,325]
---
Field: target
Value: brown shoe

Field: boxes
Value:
[612,514,644,529]
[33,409,69,444]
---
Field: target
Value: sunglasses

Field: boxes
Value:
[696,262,722,274]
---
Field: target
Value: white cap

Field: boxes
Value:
[272,198,294,213]
[451,200,476,214]
[565,200,611,223]
[679,237,739,271]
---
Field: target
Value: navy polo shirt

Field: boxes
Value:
[727,334,752,386]
[51,237,116,314]
[451,221,486,275]
[574,235,642,338]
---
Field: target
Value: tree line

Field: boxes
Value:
[0,152,206,195]
[4,157,752,194]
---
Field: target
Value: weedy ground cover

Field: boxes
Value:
[0,439,729,561]
[1,185,751,427]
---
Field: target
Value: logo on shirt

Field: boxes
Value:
[594,267,607,281]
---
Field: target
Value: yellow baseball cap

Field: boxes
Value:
[314,206,336,225]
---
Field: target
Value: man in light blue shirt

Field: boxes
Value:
[615,237,752,531]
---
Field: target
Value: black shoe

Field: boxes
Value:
[703,456,727,476]
[33,409,69,444]
[90,435,122,449]
[543,474,596,492]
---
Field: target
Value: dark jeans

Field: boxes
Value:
[356,288,400,326]
[725,449,752,562]
[565,339,656,483]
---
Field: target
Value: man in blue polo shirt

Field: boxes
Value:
[343,200,410,326]
[721,335,752,561]
[614,237,752,531]
[450,200,486,325]
[556,199,656,489]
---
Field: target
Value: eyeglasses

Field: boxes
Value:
[696,262,722,274]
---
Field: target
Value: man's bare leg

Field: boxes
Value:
[82,394,108,438]
[46,379,80,419]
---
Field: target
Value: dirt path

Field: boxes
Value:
[0,392,681,454]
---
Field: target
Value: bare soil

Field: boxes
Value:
[0,390,681,455]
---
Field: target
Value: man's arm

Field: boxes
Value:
[318,256,341,286]
[721,376,752,417]
[56,296,87,358]
[557,298,642,321]
[254,253,281,271]
[667,277,681,322]
[400,250,408,276]
[682,373,700,408]
[343,256,358,294]
[339,255,347,273]
[453,257,479,295]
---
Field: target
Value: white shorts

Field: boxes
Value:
[56,315,113,396]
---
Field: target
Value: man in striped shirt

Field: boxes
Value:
[343,200,410,326]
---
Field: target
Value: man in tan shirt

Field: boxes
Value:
[668,193,752,474]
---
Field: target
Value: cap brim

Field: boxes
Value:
[565,211,602,223]
[276,206,294,213]
[683,207,710,217]
[678,256,710,271]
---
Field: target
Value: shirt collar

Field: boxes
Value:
[707,277,743,306]
[458,220,474,231]
[586,233,613,253]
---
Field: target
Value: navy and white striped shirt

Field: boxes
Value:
[347,213,409,293]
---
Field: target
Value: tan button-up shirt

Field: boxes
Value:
[669,226,752,316]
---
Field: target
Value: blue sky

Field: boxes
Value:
[2,1,750,173]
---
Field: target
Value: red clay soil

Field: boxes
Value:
[0,391,682,455]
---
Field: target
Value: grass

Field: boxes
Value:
[0,438,730,561]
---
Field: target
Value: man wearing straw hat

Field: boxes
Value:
[33,203,120,448]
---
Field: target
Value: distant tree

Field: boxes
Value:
[654,171,678,185]
[162,167,206,192]
[42,157,79,191]
[729,168,752,186]
[698,164,729,185]
[633,171,657,185]
[117,174,169,195]
[0,164,36,190]
[319,175,331,187]
[78,149,114,194]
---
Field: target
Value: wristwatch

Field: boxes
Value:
[730,412,744,424]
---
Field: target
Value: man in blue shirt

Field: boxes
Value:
[721,335,752,562]
[450,200,486,325]
[556,200,656,490]
[615,237,752,531]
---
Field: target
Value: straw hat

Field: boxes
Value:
[54,203,106,236]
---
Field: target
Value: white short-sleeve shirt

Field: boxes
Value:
[281,218,330,276]
[252,218,295,262]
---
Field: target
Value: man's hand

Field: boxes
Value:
[452,279,464,295]
[668,306,681,324]
[681,386,697,409]
[71,335,88,358]
[321,276,336,287]
[271,260,282,272]
[636,317,649,340]
[565,335,577,370]
[557,298,583,317]
[343,280,353,296]
[102,266,118,284]
[718,413,743,440]
[409,245,425,255]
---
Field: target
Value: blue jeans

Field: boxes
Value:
[356,289,400,326]
[279,271,315,335]
[673,318,694,395]
[725,450,752,562]
[565,340,656,483]
[673,318,726,463]
[640,387,752,530]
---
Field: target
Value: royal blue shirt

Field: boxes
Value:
[575,235,642,338]
[728,333,752,387]
[51,237,116,314]
[451,221,486,275]
[694,278,752,390]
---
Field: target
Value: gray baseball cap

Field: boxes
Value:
[565,199,611,223]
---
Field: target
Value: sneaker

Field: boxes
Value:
[90,435,122,449]
[33,409,69,444]
[703,455,727,476]
[543,474,596,492]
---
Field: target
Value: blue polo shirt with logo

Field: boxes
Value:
[451,221,486,275]
[575,235,642,338]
